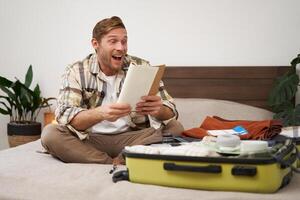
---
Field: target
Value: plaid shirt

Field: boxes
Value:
[55,53,178,140]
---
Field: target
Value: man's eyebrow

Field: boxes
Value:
[107,35,128,39]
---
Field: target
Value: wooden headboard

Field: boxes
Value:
[162,66,289,110]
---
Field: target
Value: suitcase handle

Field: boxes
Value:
[231,166,257,176]
[163,162,222,173]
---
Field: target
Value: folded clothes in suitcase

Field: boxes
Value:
[113,139,299,193]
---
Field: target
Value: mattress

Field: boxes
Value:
[0,140,300,200]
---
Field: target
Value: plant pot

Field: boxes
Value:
[7,122,41,147]
[44,112,55,127]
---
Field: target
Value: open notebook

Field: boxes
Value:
[117,64,165,109]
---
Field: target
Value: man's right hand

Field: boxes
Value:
[96,103,131,122]
[70,103,131,131]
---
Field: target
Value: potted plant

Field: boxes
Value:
[0,65,55,147]
[268,54,300,127]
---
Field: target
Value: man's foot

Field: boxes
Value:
[112,157,125,165]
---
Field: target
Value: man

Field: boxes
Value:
[41,16,183,165]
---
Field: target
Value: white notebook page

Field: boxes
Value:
[117,64,159,109]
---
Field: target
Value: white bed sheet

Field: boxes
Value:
[1,98,299,200]
[0,140,299,200]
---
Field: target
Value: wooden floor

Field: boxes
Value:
[162,66,289,110]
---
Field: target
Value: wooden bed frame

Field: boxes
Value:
[163,66,289,110]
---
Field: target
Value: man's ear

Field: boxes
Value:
[91,38,99,50]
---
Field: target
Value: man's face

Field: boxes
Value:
[92,28,128,75]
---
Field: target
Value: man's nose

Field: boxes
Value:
[115,42,126,51]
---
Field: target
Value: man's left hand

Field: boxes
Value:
[135,95,163,117]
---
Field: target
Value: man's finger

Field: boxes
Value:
[110,103,131,109]
[141,95,161,101]
[109,108,131,116]
[136,101,162,108]
[136,106,160,112]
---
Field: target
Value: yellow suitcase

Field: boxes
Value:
[113,139,299,193]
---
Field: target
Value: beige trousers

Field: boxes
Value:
[41,120,184,164]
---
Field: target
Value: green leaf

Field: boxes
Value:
[0,95,15,111]
[32,84,42,109]
[24,65,33,87]
[271,101,294,113]
[0,76,13,87]
[17,81,35,120]
[0,95,12,104]
[20,87,32,109]
[33,84,41,96]
[0,101,11,115]
[0,85,16,102]
[268,72,299,108]
[291,54,300,68]
[11,81,25,118]
[11,80,21,97]
[0,107,10,115]
[274,105,300,126]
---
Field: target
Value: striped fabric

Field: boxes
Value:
[55,53,178,139]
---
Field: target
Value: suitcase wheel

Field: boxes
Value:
[112,170,129,183]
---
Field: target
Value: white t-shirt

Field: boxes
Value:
[91,73,130,134]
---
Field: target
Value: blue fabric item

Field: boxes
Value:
[233,125,248,135]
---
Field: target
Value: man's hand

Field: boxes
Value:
[135,95,175,120]
[96,103,131,122]
[70,103,131,131]
[135,95,163,117]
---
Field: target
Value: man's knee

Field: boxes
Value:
[41,124,63,149]
[163,119,184,136]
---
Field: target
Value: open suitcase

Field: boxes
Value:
[113,139,299,193]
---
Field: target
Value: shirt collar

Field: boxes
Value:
[89,53,100,75]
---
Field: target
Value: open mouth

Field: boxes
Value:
[112,55,122,61]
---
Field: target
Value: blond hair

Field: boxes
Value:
[92,16,126,41]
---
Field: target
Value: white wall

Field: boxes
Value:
[0,0,299,149]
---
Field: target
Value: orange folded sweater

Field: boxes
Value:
[183,116,282,140]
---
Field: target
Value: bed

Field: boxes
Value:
[1,66,299,200]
